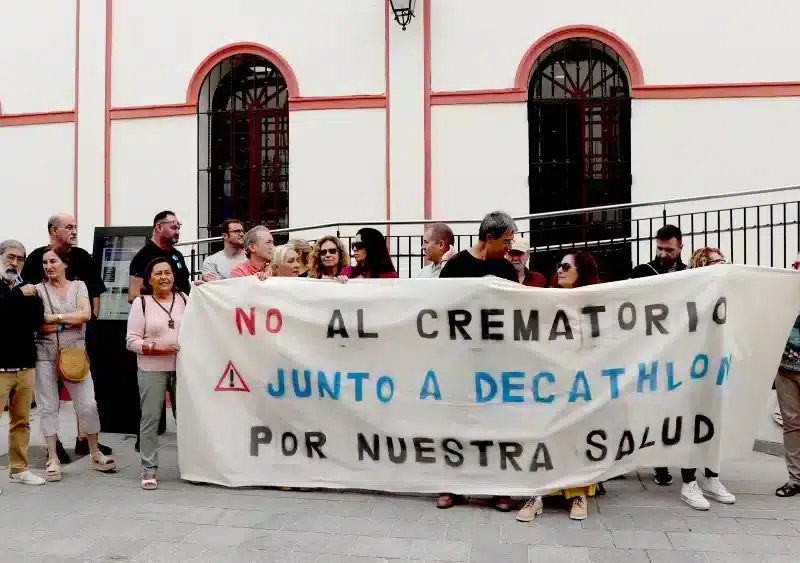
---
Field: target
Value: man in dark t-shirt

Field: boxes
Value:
[437,211,518,513]
[440,211,517,282]
[20,212,111,463]
[127,210,191,303]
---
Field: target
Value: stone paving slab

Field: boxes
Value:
[0,406,799,562]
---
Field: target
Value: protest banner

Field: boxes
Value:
[177,265,800,495]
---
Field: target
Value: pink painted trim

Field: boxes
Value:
[633,82,800,99]
[289,95,386,111]
[103,0,112,226]
[515,24,645,90]
[384,1,392,234]
[73,0,81,223]
[186,42,300,105]
[422,0,432,220]
[0,111,76,127]
[110,103,195,119]
[431,88,527,105]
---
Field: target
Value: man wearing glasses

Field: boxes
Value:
[200,219,247,282]
[127,210,191,302]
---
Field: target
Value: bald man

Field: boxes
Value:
[21,212,111,463]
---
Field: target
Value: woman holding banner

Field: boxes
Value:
[308,236,348,280]
[518,250,600,522]
[126,257,187,490]
[270,245,301,277]
[651,248,736,510]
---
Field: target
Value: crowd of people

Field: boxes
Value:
[1,208,798,525]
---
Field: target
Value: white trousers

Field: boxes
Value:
[35,360,101,438]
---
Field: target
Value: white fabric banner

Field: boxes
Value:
[177,265,800,495]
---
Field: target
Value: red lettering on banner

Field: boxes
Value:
[236,307,256,335]
[235,307,283,335]
[266,308,283,334]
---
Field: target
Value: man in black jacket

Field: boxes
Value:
[629,224,686,488]
[630,224,686,278]
[0,240,46,487]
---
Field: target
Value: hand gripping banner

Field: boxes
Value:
[177,266,800,495]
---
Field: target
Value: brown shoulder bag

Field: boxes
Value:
[42,284,90,383]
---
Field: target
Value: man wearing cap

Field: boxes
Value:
[507,238,547,287]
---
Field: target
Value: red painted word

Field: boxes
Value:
[235,307,283,335]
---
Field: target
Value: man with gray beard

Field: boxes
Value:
[0,240,46,487]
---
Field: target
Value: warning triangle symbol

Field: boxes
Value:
[215,360,251,392]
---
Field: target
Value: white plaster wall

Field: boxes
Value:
[76,0,107,249]
[289,109,386,241]
[0,124,74,250]
[431,0,800,91]
[431,103,529,235]
[111,0,385,108]
[630,98,800,268]
[0,1,75,113]
[110,116,197,241]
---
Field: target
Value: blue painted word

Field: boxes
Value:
[267,369,395,403]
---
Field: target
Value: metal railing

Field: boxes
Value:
[178,184,800,281]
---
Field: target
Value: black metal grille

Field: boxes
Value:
[197,54,289,241]
[182,199,800,282]
[528,38,633,280]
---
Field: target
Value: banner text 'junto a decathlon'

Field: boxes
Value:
[177,266,800,495]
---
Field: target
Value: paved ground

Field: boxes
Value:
[1,405,800,563]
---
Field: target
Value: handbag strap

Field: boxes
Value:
[41,284,61,351]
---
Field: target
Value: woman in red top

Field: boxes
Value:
[341,228,398,279]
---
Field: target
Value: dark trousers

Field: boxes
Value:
[655,467,718,483]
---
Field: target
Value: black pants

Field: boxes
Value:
[655,467,718,483]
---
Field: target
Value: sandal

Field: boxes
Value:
[776,482,800,497]
[46,458,61,482]
[436,493,467,509]
[141,471,158,490]
[490,496,514,512]
[91,451,116,472]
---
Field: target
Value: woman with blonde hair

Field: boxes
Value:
[270,244,300,277]
[287,239,312,277]
[308,236,348,279]
[689,247,726,269]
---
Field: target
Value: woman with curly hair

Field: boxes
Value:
[688,247,726,269]
[308,236,348,279]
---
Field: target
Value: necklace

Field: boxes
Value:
[152,293,176,330]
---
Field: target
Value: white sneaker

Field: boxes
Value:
[681,481,710,510]
[9,471,46,486]
[702,477,735,504]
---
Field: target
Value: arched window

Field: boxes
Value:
[197,54,289,239]
[527,38,632,280]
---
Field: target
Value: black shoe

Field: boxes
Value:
[55,440,72,464]
[75,438,112,456]
[653,469,673,486]
[134,438,140,453]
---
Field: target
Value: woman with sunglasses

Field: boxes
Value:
[341,228,398,279]
[308,236,348,279]
[517,250,600,523]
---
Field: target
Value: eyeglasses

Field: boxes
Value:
[352,242,366,250]
[319,248,339,256]
[709,258,727,265]
[159,221,182,229]
[558,263,573,272]
[226,229,244,235]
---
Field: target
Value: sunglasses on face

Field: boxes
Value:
[352,242,366,251]
[558,263,573,272]
[319,248,339,256]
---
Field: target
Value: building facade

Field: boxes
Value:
[1,0,800,273]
